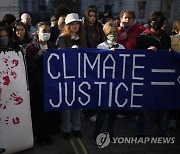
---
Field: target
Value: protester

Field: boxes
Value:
[2,14,16,39]
[25,22,59,146]
[136,11,171,137]
[117,10,145,121]
[103,12,113,24]
[117,10,145,49]
[12,21,31,51]
[172,18,180,35]
[114,15,120,27]
[50,16,57,27]
[83,6,105,48]
[168,18,180,130]
[56,13,86,140]
[50,5,70,44]
[93,21,125,142]
[21,13,36,40]
[97,22,125,50]
[0,27,13,51]
[82,5,105,122]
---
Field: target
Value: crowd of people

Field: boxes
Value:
[0,4,180,148]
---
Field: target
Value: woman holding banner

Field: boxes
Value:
[25,22,59,146]
[135,11,171,137]
[168,18,180,130]
[56,13,86,140]
[93,21,125,142]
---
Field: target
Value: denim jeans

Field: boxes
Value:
[61,110,81,132]
[93,110,117,137]
[137,110,169,136]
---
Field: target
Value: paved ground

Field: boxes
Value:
[16,112,180,154]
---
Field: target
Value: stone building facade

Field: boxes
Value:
[81,0,180,24]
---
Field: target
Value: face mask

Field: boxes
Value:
[152,21,163,31]
[39,32,51,41]
[107,34,116,42]
[0,37,9,47]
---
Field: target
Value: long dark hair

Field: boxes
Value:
[13,21,30,44]
[84,7,99,27]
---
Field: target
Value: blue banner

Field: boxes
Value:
[43,49,180,111]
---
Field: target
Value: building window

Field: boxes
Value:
[137,1,146,19]
[23,0,27,11]
[162,0,171,18]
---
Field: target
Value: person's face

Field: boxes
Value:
[0,30,9,48]
[58,15,66,27]
[22,15,31,25]
[150,16,164,32]
[51,20,57,27]
[69,22,80,33]
[88,11,96,24]
[120,13,134,27]
[0,30,8,38]
[37,25,50,41]
[107,27,117,36]
[114,19,120,27]
[16,25,26,39]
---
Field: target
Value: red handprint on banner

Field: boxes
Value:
[0,103,7,110]
[9,68,17,79]
[13,117,20,125]
[4,116,20,126]
[2,57,19,68]
[11,59,19,68]
[10,92,23,105]
[0,68,17,86]
[3,56,10,66]
[0,70,10,86]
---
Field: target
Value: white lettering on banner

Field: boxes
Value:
[103,54,116,79]
[78,53,81,78]
[131,83,143,108]
[84,53,100,78]
[47,53,61,79]
[94,82,107,106]
[63,53,75,79]
[47,53,146,80]
[132,54,145,80]
[78,82,91,106]
[115,83,128,107]
[65,82,75,106]
[48,81,143,108]
[47,52,146,108]
[49,82,62,107]
[108,82,113,107]
[119,54,130,79]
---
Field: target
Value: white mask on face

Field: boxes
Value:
[107,34,117,42]
[39,32,51,41]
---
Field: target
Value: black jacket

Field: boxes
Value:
[136,29,171,50]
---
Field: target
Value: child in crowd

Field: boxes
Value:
[93,21,125,142]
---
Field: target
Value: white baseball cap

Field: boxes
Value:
[65,13,81,25]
